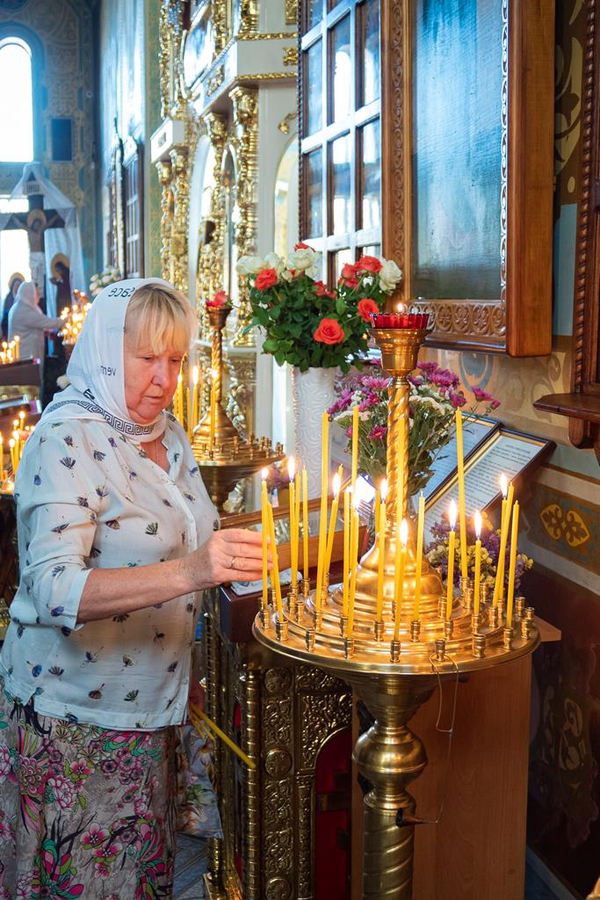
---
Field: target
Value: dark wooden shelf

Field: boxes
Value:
[533,392,600,425]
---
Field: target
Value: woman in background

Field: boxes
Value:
[7,280,62,362]
[0,271,24,340]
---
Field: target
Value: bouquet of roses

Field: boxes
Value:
[329,360,501,497]
[238,244,402,372]
[426,514,533,591]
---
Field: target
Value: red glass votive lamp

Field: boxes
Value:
[370,311,429,329]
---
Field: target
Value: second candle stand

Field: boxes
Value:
[191,304,283,511]
[253,321,540,900]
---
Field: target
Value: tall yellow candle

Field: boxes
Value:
[343,488,350,616]
[186,387,192,439]
[374,487,381,533]
[393,518,408,640]
[191,365,199,432]
[176,372,184,423]
[261,470,269,618]
[505,501,520,628]
[347,490,360,634]
[446,500,457,619]
[288,457,298,590]
[376,478,388,620]
[493,481,514,606]
[315,411,330,611]
[302,468,309,584]
[473,510,482,617]
[267,502,284,620]
[455,410,468,579]
[9,438,16,476]
[351,404,359,489]
[325,472,342,578]
[295,470,301,534]
[413,492,425,621]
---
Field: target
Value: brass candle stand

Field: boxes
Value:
[253,325,540,899]
[191,305,283,510]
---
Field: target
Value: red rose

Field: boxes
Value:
[294,241,312,250]
[314,318,345,345]
[315,280,335,298]
[341,263,358,280]
[254,268,279,290]
[357,255,382,273]
[357,298,379,322]
[206,289,230,308]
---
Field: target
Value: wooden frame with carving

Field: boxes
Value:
[380,0,555,357]
[534,0,600,459]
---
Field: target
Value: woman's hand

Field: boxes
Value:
[179,528,269,592]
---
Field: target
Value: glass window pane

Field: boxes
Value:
[305,149,323,238]
[303,40,323,136]
[0,38,33,162]
[334,248,353,276]
[359,118,380,230]
[305,0,323,31]
[360,244,381,257]
[329,134,351,235]
[329,14,351,123]
[359,0,380,106]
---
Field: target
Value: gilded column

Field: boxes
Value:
[243,666,261,900]
[204,608,226,893]
[238,0,259,34]
[156,159,174,282]
[169,145,190,293]
[229,85,258,347]
[197,112,228,336]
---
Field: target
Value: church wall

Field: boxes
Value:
[422,1,600,893]
[0,0,97,285]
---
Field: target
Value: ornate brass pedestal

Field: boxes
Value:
[253,325,540,899]
[191,306,283,510]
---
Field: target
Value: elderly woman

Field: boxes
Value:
[0,279,264,898]
[7,280,63,362]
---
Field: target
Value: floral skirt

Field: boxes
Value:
[0,684,178,899]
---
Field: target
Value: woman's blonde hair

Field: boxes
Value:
[124,283,197,355]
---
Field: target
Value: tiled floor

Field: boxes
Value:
[173,835,208,900]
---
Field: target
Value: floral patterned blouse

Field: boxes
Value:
[0,414,218,731]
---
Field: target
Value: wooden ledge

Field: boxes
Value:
[533,392,600,424]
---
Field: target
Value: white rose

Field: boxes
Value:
[280,268,293,282]
[290,247,320,272]
[111,268,120,278]
[237,255,267,276]
[379,259,403,293]
[264,252,286,275]
[305,263,321,280]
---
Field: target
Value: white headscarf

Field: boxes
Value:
[42,277,175,443]
[13,281,38,309]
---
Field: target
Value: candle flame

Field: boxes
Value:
[177,373,182,384]
[288,456,296,482]
[380,477,388,502]
[474,510,482,539]
[332,471,341,497]
[261,467,268,481]
[449,499,457,529]
[8,439,14,449]
[399,518,408,546]
[396,301,406,314]
[192,365,199,385]
[500,473,508,498]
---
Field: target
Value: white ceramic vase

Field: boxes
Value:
[291,366,337,498]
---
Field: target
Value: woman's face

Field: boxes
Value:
[11,279,22,297]
[123,339,183,424]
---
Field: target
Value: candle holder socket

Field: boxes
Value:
[259,607,269,629]
[343,637,355,659]
[374,619,385,642]
[390,639,401,662]
[480,584,490,607]
[503,626,514,650]
[434,639,446,662]
[525,606,535,625]
[410,620,421,643]
[472,634,486,659]
[471,613,483,635]
[305,628,315,651]
[488,606,500,629]
[294,597,305,622]
[515,596,526,620]
[462,587,474,612]
[301,578,311,598]
[313,609,323,631]
[340,615,349,637]
[275,618,289,642]
[438,597,447,619]
[444,619,454,640]
[520,618,531,640]
[324,572,330,590]
[460,576,471,599]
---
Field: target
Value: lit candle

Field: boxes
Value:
[347,489,361,635]
[14,335,19,360]
[325,471,342,578]
[505,501,520,628]
[174,372,183,423]
[315,411,330,612]
[266,501,284,621]
[493,481,514,606]
[499,473,508,537]
[351,404,359,490]
[473,510,482,617]
[191,365,200,432]
[302,468,309,584]
[261,469,269,619]
[376,478,388,620]
[9,438,16,476]
[455,410,468,580]
[446,500,457,619]
[288,457,298,591]
[209,368,217,446]
[343,487,351,616]
[413,492,425,621]
[374,486,381,533]
[393,518,408,640]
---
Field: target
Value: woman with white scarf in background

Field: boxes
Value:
[0,278,266,899]
[7,279,63,362]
